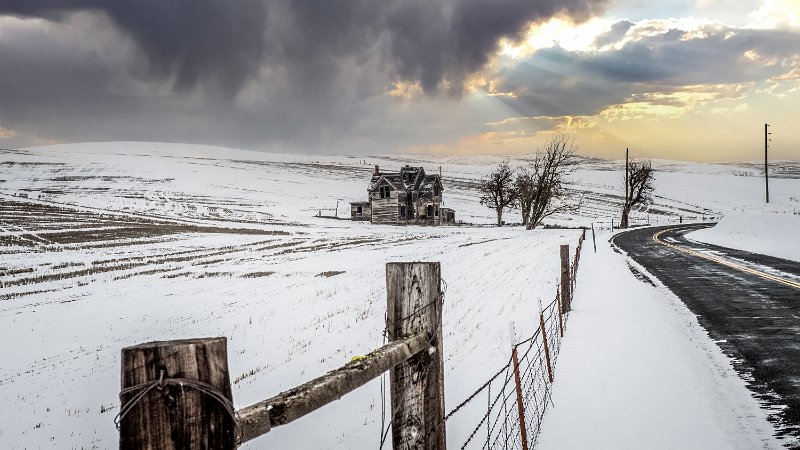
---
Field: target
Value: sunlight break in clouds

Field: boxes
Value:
[463,3,800,161]
[749,0,800,28]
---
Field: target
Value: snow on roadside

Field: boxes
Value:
[689,207,800,262]
[536,230,782,450]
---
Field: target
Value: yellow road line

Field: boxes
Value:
[652,226,800,290]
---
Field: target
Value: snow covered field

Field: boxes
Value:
[0,142,797,449]
[689,208,800,262]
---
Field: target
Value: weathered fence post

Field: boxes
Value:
[560,245,571,313]
[511,346,529,450]
[386,262,446,449]
[591,223,597,253]
[119,337,235,450]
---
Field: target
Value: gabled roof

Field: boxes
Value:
[368,174,402,192]
[368,165,442,194]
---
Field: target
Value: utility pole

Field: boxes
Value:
[765,124,770,203]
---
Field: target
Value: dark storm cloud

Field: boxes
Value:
[493,26,800,117]
[0,0,609,96]
[0,0,613,150]
[0,0,267,95]
[270,0,609,95]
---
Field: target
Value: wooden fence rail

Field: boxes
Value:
[237,331,429,443]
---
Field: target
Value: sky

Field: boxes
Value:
[0,0,798,161]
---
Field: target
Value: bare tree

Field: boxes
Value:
[516,136,580,230]
[515,167,535,227]
[620,159,655,228]
[479,162,516,226]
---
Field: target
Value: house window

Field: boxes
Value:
[356,206,362,214]
[379,185,391,199]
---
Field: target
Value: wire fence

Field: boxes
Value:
[117,233,586,448]
[440,231,585,449]
[592,212,721,231]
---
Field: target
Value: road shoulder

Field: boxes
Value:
[535,231,781,450]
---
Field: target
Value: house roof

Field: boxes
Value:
[368,165,442,194]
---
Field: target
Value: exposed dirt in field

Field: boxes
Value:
[0,198,420,307]
[0,198,292,249]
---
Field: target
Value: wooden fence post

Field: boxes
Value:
[511,346,529,450]
[591,223,597,253]
[560,245,571,313]
[119,337,235,450]
[386,262,446,449]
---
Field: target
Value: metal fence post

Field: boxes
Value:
[560,245,571,313]
[511,346,529,450]
[539,309,554,383]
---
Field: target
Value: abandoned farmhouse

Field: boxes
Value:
[351,165,455,225]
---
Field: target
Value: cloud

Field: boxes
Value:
[0,0,614,150]
[0,0,267,96]
[749,0,800,28]
[0,0,609,97]
[491,24,800,118]
[592,19,634,48]
[2,2,797,158]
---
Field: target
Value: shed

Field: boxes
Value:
[350,201,371,221]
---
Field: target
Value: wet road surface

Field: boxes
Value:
[612,224,800,445]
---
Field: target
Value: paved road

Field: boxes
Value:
[612,224,800,445]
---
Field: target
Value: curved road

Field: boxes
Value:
[612,224,800,444]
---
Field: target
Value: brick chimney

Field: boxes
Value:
[374,165,380,175]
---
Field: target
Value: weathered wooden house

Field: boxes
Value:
[351,165,455,225]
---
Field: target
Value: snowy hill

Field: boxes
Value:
[0,142,797,448]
